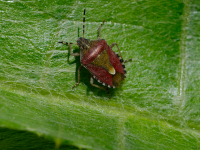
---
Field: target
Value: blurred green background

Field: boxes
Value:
[0,0,200,149]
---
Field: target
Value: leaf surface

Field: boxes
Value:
[0,0,200,149]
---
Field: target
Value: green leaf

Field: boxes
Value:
[0,128,82,150]
[1,0,200,149]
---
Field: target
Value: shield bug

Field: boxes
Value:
[59,9,131,98]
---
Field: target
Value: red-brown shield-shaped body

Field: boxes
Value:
[80,39,126,88]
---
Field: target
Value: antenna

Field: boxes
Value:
[83,9,86,38]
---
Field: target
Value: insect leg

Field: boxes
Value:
[110,43,132,63]
[72,66,83,89]
[90,76,110,99]
[110,43,123,59]
[97,20,105,39]
[58,41,80,56]
[124,59,132,63]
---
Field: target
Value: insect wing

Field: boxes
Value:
[106,45,124,74]
[86,64,113,86]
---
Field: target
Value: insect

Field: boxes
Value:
[59,9,131,98]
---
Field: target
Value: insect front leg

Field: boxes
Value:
[58,41,80,56]
[72,66,83,89]
[97,20,105,40]
[90,76,110,99]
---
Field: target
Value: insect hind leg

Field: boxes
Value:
[98,20,105,40]
[90,76,110,99]
[58,41,80,56]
